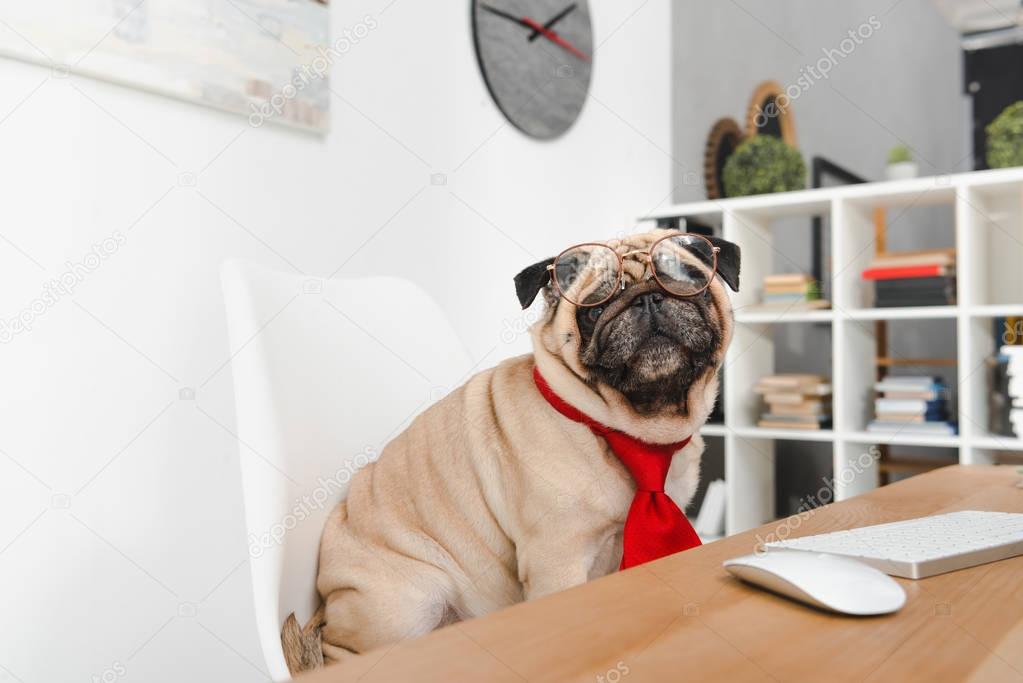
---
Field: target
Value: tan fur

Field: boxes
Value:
[291,230,734,671]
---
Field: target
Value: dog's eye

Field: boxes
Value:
[586,306,604,323]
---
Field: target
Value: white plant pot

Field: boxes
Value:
[886,161,919,181]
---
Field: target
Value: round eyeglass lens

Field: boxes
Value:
[651,234,715,296]
[554,244,620,306]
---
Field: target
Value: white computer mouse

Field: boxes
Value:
[723,550,906,615]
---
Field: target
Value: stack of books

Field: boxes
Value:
[755,374,832,430]
[867,375,957,436]
[990,345,1023,438]
[759,273,828,310]
[861,249,956,308]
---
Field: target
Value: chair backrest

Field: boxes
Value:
[221,261,472,681]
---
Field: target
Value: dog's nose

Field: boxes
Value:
[632,291,664,314]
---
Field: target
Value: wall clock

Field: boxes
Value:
[472,1,594,140]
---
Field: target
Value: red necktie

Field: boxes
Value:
[533,367,701,569]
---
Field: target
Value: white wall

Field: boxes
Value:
[0,1,670,681]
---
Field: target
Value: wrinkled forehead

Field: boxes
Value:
[604,230,706,282]
[604,230,665,254]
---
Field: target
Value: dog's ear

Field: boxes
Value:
[707,236,740,292]
[514,257,555,309]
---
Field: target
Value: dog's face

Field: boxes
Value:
[515,230,739,418]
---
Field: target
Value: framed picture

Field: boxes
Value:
[0,0,333,133]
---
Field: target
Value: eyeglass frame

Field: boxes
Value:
[545,232,721,307]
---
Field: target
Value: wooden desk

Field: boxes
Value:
[300,465,1023,683]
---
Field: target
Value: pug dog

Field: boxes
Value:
[283,229,739,673]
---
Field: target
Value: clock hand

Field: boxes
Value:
[480,3,591,62]
[479,3,533,30]
[528,3,577,42]
[520,17,591,62]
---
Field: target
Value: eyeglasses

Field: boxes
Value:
[546,232,720,307]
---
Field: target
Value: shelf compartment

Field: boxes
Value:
[725,318,833,432]
[958,183,1023,308]
[836,316,959,434]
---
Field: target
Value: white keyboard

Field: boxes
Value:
[764,510,1023,579]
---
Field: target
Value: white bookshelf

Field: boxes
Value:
[645,167,1023,536]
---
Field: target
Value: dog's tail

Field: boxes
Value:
[281,604,326,675]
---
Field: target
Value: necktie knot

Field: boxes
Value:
[603,431,675,492]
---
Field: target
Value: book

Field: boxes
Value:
[764,281,820,295]
[876,412,947,424]
[874,278,956,306]
[989,356,1014,437]
[875,389,943,400]
[874,284,956,304]
[875,398,945,414]
[875,376,943,389]
[759,383,832,398]
[870,251,956,268]
[875,374,937,384]
[874,276,955,293]
[761,417,830,427]
[764,292,815,303]
[763,273,814,286]
[756,374,826,388]
[875,296,956,308]
[770,401,831,416]
[871,413,926,423]
[862,265,954,280]
[759,412,830,423]
[866,420,958,435]
[757,387,832,401]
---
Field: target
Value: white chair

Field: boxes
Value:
[221,261,472,681]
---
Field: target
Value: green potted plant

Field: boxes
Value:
[885,145,918,181]
[722,136,806,198]
[987,101,1023,169]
